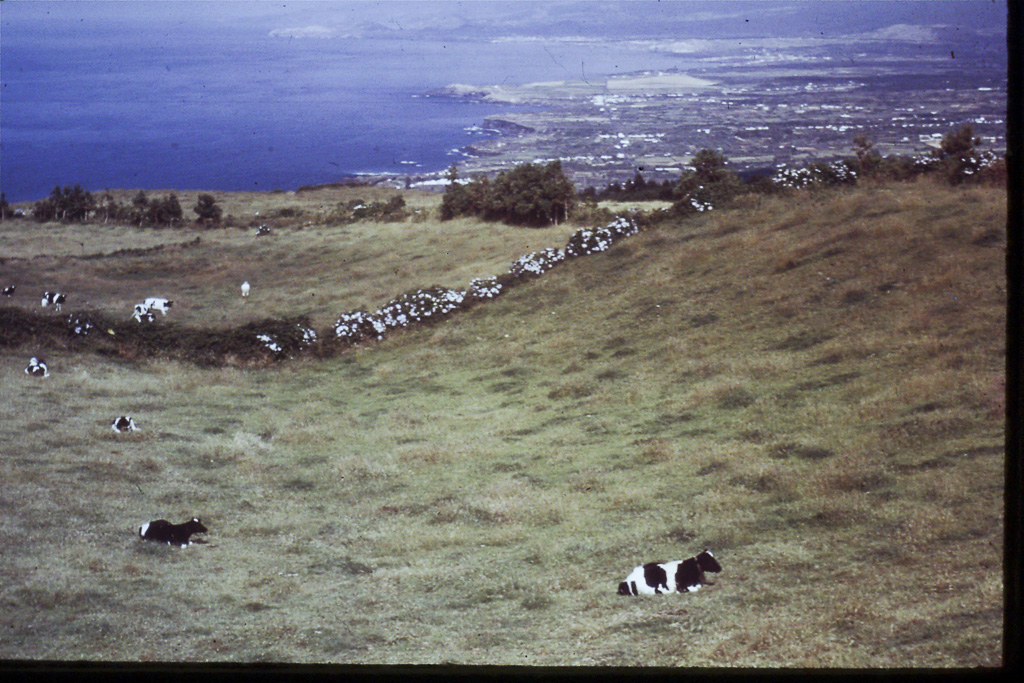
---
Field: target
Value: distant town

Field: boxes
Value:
[393,45,1005,192]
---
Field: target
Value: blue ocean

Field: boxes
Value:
[0,6,690,203]
[1,1,1005,204]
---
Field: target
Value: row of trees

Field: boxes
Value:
[14,186,224,226]
[575,124,1004,217]
[579,173,677,203]
[440,160,576,227]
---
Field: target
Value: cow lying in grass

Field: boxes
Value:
[111,415,138,433]
[25,356,49,377]
[138,517,207,547]
[618,549,722,596]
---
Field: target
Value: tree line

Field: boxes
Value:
[573,124,1005,215]
[0,186,224,226]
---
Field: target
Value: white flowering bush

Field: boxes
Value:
[67,313,95,337]
[256,333,284,355]
[912,155,943,172]
[468,276,504,300]
[297,324,317,346]
[246,318,321,359]
[564,217,640,257]
[688,196,714,213]
[771,160,857,190]
[334,310,387,342]
[376,286,467,330]
[334,287,468,345]
[671,185,719,215]
[510,247,566,278]
[946,149,1001,182]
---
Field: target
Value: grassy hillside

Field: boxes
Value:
[0,179,1005,666]
[0,186,579,333]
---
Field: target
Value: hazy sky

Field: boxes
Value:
[2,1,1006,44]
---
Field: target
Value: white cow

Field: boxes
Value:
[144,297,173,315]
[241,281,251,297]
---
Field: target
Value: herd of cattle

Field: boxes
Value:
[5,216,725,592]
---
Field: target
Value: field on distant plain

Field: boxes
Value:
[0,180,1005,666]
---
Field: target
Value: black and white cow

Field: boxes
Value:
[111,415,138,433]
[138,517,208,547]
[132,303,155,323]
[25,356,49,377]
[2,285,14,297]
[618,549,722,596]
[41,291,67,311]
[144,297,173,315]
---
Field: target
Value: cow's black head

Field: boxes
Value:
[695,549,722,574]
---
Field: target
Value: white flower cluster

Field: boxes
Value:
[377,287,467,329]
[468,276,503,300]
[771,160,856,190]
[688,196,713,212]
[256,333,283,354]
[334,287,468,344]
[771,165,818,189]
[67,314,95,337]
[956,150,1001,177]
[564,217,640,257]
[296,324,317,346]
[510,247,566,278]
[334,310,387,342]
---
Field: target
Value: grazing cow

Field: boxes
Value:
[618,549,722,596]
[2,285,14,297]
[255,225,272,237]
[25,356,49,377]
[241,281,251,297]
[41,291,66,311]
[132,304,155,323]
[138,517,208,547]
[111,415,138,433]
[144,297,173,315]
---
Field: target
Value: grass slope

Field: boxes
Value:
[0,180,1005,666]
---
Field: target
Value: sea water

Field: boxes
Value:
[1,24,681,203]
[1,2,1006,204]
